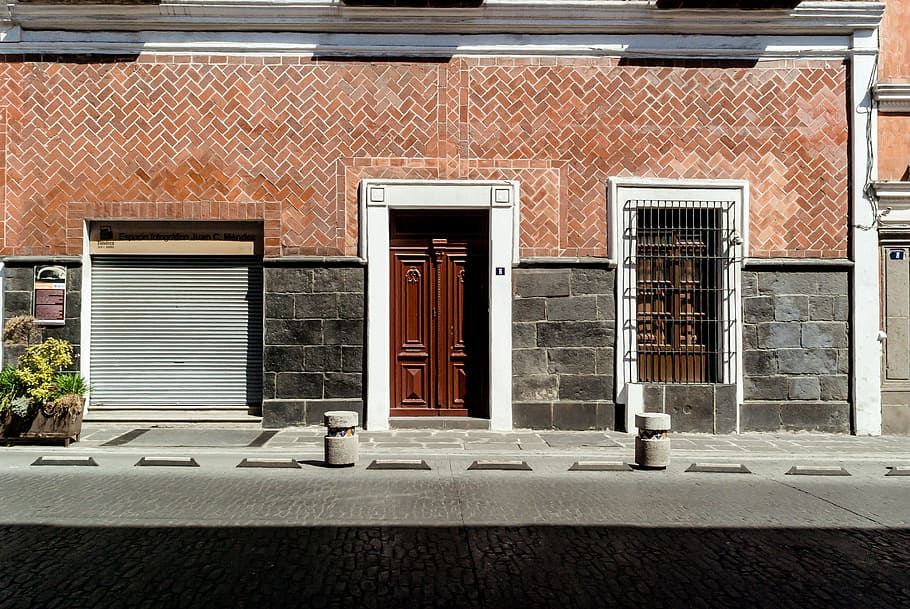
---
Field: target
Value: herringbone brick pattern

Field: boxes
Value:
[0,55,848,258]
[341,158,444,252]
[468,61,849,257]
[0,105,6,250]
[462,159,563,254]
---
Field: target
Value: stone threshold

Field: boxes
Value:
[389,417,490,430]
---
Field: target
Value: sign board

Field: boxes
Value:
[90,221,263,256]
[891,249,905,261]
[34,265,66,326]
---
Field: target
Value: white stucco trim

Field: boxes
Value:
[0,26,19,43]
[874,83,910,113]
[360,179,519,431]
[2,31,862,59]
[873,181,910,202]
[1,1,884,36]
[851,28,881,436]
[80,221,93,416]
[609,177,748,433]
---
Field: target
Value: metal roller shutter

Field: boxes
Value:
[90,256,263,407]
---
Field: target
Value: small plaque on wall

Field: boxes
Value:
[34,265,66,326]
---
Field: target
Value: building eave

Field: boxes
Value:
[0,0,884,35]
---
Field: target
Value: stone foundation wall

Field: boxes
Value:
[261,262,365,427]
[741,268,850,432]
[2,261,82,367]
[643,384,737,433]
[511,265,616,430]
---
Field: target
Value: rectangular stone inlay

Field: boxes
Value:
[237,458,301,469]
[569,461,632,472]
[135,456,200,467]
[468,460,532,471]
[367,459,431,470]
[685,463,752,474]
[785,465,850,476]
[32,456,98,466]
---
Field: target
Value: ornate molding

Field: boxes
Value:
[874,83,910,114]
[2,1,884,35]
[0,26,19,42]
[872,181,910,232]
[872,181,910,206]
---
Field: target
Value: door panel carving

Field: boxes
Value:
[390,212,488,417]
[391,252,432,410]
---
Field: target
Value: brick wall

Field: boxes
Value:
[879,114,910,181]
[877,0,910,181]
[881,0,910,82]
[0,55,848,259]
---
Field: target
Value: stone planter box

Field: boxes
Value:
[3,402,84,447]
[19,409,84,447]
[0,410,11,438]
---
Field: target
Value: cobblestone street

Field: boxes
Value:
[0,454,908,608]
[3,522,909,609]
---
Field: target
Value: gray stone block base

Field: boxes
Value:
[741,401,850,433]
[641,384,736,433]
[262,399,363,428]
[512,401,616,430]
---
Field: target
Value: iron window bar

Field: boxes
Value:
[623,199,738,385]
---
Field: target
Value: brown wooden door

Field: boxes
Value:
[390,212,488,416]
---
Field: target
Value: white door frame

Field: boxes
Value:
[360,179,519,431]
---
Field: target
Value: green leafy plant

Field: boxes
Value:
[15,338,74,406]
[10,396,30,418]
[45,372,91,418]
[52,372,90,398]
[0,366,24,416]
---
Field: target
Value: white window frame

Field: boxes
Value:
[609,177,749,432]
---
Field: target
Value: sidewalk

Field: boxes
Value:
[57,423,910,462]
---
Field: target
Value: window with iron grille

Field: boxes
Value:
[620,197,740,386]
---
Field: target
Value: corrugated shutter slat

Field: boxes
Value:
[90,256,263,407]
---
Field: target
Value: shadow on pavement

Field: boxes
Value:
[1,524,907,608]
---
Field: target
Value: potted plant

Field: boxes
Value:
[1,314,41,438]
[0,316,88,446]
[12,337,87,447]
[22,371,90,447]
[0,366,22,437]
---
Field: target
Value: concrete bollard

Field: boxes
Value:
[634,412,671,469]
[324,411,358,467]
